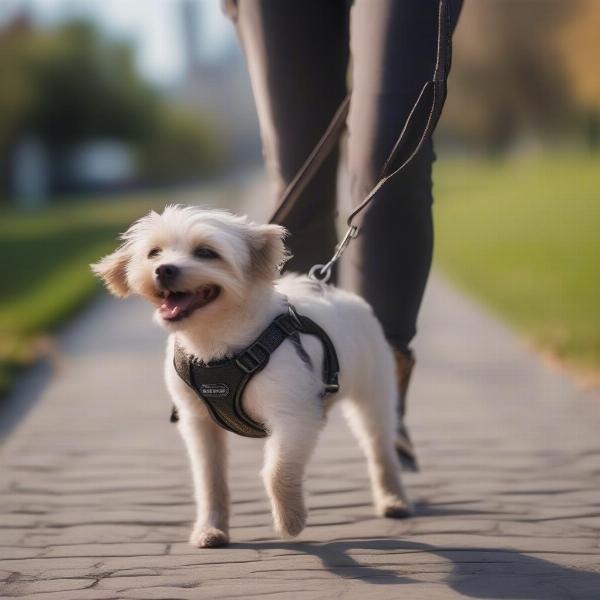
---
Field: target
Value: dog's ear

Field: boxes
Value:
[248,224,289,281]
[90,246,131,297]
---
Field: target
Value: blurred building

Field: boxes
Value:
[175,0,261,166]
[10,134,49,208]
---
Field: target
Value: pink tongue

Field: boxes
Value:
[159,293,196,320]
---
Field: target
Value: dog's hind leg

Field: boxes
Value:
[262,404,321,538]
[341,390,412,519]
[179,414,230,548]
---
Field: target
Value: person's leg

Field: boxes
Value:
[346,0,462,352]
[233,0,349,275]
[345,0,462,469]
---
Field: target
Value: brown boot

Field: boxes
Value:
[393,348,419,472]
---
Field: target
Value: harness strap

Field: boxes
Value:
[171,306,339,438]
[291,310,339,394]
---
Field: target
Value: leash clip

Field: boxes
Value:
[309,225,358,283]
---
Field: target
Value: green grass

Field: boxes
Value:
[0,186,235,396]
[433,154,600,374]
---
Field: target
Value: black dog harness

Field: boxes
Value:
[171,305,339,438]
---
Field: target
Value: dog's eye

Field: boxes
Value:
[147,247,161,259]
[193,246,220,260]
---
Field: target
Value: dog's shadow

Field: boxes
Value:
[232,502,600,599]
[233,538,600,598]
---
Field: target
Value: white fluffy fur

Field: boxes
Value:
[92,205,410,548]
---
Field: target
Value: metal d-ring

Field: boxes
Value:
[309,263,332,283]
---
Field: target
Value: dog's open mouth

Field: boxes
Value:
[158,285,221,321]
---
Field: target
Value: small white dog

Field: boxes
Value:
[92,205,411,548]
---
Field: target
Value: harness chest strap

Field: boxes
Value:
[171,306,340,438]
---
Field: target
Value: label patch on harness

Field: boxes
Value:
[198,383,229,398]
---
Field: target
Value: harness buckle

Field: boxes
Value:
[236,342,269,374]
[287,305,304,331]
[324,373,340,394]
[274,313,297,336]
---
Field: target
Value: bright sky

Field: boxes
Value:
[0,0,236,85]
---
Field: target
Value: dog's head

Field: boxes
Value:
[91,205,288,330]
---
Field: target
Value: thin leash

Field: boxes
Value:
[268,0,452,283]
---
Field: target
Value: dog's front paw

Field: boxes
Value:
[273,505,307,538]
[190,525,229,548]
[377,497,413,520]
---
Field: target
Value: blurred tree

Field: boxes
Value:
[27,21,159,146]
[559,0,600,150]
[0,17,221,200]
[138,104,223,183]
[441,0,576,153]
[0,16,36,189]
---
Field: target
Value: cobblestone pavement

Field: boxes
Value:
[1,209,600,598]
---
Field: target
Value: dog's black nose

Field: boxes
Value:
[155,264,179,285]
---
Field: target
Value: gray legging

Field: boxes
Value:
[226,0,462,353]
